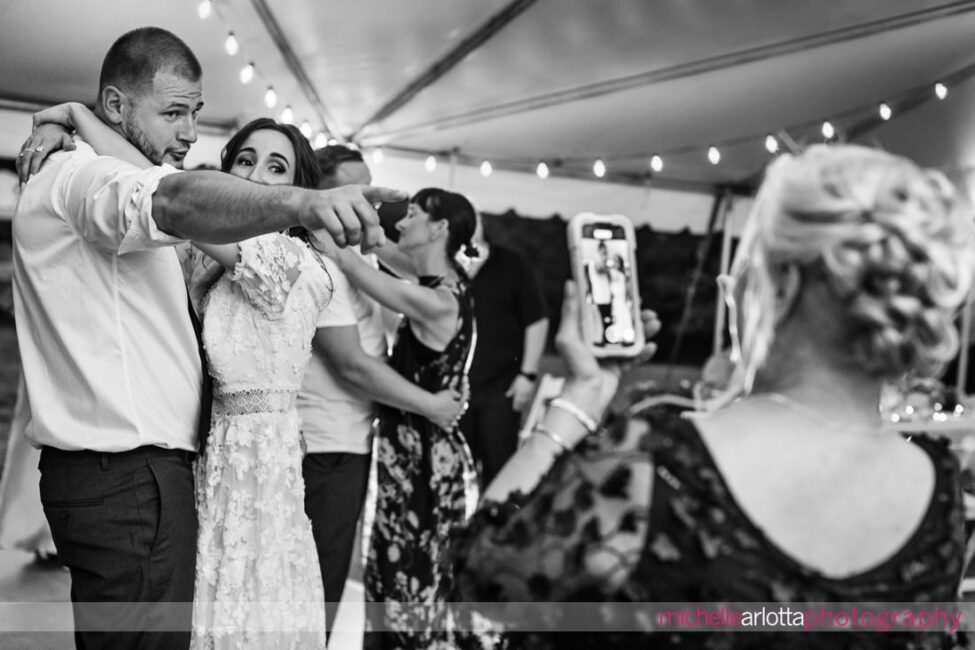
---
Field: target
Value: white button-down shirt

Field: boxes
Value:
[13,141,202,452]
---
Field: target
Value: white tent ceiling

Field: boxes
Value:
[2,0,975,221]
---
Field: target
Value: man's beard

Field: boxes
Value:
[121,115,169,167]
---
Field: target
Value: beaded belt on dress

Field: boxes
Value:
[214,389,297,416]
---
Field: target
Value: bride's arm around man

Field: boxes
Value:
[13,26,404,650]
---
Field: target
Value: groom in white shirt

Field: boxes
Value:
[14,27,403,650]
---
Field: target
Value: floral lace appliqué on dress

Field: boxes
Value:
[190,234,332,650]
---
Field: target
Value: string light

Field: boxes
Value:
[239,62,255,84]
[821,120,835,139]
[197,0,212,19]
[299,121,313,138]
[279,106,294,124]
[314,133,328,149]
[224,32,239,56]
[303,73,957,184]
[264,87,277,109]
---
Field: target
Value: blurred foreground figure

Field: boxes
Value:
[451,144,975,650]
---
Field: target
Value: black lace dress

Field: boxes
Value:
[364,274,476,650]
[450,405,969,649]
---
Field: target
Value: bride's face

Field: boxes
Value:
[227,129,297,186]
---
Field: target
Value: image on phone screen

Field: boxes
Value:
[580,224,637,347]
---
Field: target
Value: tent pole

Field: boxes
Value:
[668,187,728,373]
[957,294,973,397]
[713,195,734,355]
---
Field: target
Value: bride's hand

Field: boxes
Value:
[18,124,76,184]
[556,280,660,418]
[17,103,85,183]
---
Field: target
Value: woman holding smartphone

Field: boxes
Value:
[451,145,973,649]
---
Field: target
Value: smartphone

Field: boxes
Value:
[567,213,644,358]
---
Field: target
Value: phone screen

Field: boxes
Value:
[579,223,638,348]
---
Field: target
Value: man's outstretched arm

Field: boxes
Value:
[152,174,403,249]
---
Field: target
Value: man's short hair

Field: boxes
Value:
[315,145,364,179]
[99,27,202,97]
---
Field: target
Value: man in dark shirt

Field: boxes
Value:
[459,215,548,487]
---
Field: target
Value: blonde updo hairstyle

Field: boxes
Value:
[728,144,975,394]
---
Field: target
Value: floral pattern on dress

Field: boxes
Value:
[364,275,476,650]
[450,405,970,650]
[190,233,333,650]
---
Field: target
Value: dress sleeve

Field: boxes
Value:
[231,233,306,319]
[450,412,655,605]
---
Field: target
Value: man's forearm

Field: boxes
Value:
[338,353,436,416]
[152,171,309,243]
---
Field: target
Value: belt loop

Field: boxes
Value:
[100,454,109,471]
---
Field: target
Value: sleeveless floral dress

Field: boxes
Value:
[364,274,477,650]
[189,234,332,649]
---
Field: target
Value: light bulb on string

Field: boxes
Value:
[821,120,835,140]
[879,102,892,121]
[264,87,277,109]
[299,121,313,139]
[765,134,779,154]
[314,133,328,149]
[936,82,948,100]
[425,155,437,173]
[224,32,239,56]
[707,146,721,165]
[480,161,492,177]
[239,62,255,84]
[279,106,294,124]
[372,148,384,164]
[650,154,663,173]
[197,0,212,19]
[536,162,549,179]
[593,159,606,178]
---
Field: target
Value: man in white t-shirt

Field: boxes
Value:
[298,146,461,637]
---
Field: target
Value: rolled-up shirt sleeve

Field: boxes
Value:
[52,154,184,254]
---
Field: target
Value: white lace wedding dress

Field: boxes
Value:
[190,234,331,649]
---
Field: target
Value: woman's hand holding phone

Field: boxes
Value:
[556,280,660,422]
